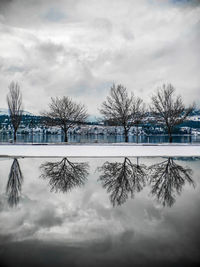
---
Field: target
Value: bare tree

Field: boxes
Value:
[131,97,146,143]
[7,82,23,142]
[151,84,194,143]
[40,158,89,193]
[42,97,88,142]
[148,158,195,207]
[100,84,145,142]
[6,158,23,207]
[98,157,146,206]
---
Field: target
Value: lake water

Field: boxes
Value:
[0,133,200,143]
[0,156,199,266]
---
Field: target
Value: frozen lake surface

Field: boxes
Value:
[0,156,200,267]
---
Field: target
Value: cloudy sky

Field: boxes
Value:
[0,0,199,116]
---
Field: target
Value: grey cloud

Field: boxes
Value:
[193,0,200,5]
[36,41,65,63]
[0,0,12,9]
[92,18,113,34]
[121,28,134,41]
[44,7,67,22]
[34,208,63,228]
[119,229,135,243]
[0,229,199,267]
[180,0,200,6]
[6,65,25,73]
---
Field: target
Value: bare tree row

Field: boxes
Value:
[6,81,194,143]
[100,83,194,143]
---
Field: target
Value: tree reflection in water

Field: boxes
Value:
[98,157,146,206]
[6,158,23,207]
[4,157,195,208]
[40,158,89,193]
[148,157,195,207]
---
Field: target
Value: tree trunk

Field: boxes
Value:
[168,131,172,143]
[14,130,17,142]
[62,125,68,143]
[32,128,33,144]
[167,125,173,143]
[136,124,139,144]
[64,132,68,143]
[124,127,128,143]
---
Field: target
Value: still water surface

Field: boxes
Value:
[0,133,200,143]
[0,156,200,266]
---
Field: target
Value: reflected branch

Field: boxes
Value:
[6,158,23,207]
[98,157,146,206]
[148,158,195,207]
[40,158,89,193]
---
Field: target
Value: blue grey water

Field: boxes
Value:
[0,156,200,267]
[0,133,200,143]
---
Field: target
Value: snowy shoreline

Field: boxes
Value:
[0,143,200,158]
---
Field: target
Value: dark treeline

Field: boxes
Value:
[3,81,196,143]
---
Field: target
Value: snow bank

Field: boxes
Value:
[0,143,200,158]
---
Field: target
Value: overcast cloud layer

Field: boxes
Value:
[0,0,199,115]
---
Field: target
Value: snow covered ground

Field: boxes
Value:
[0,143,200,158]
